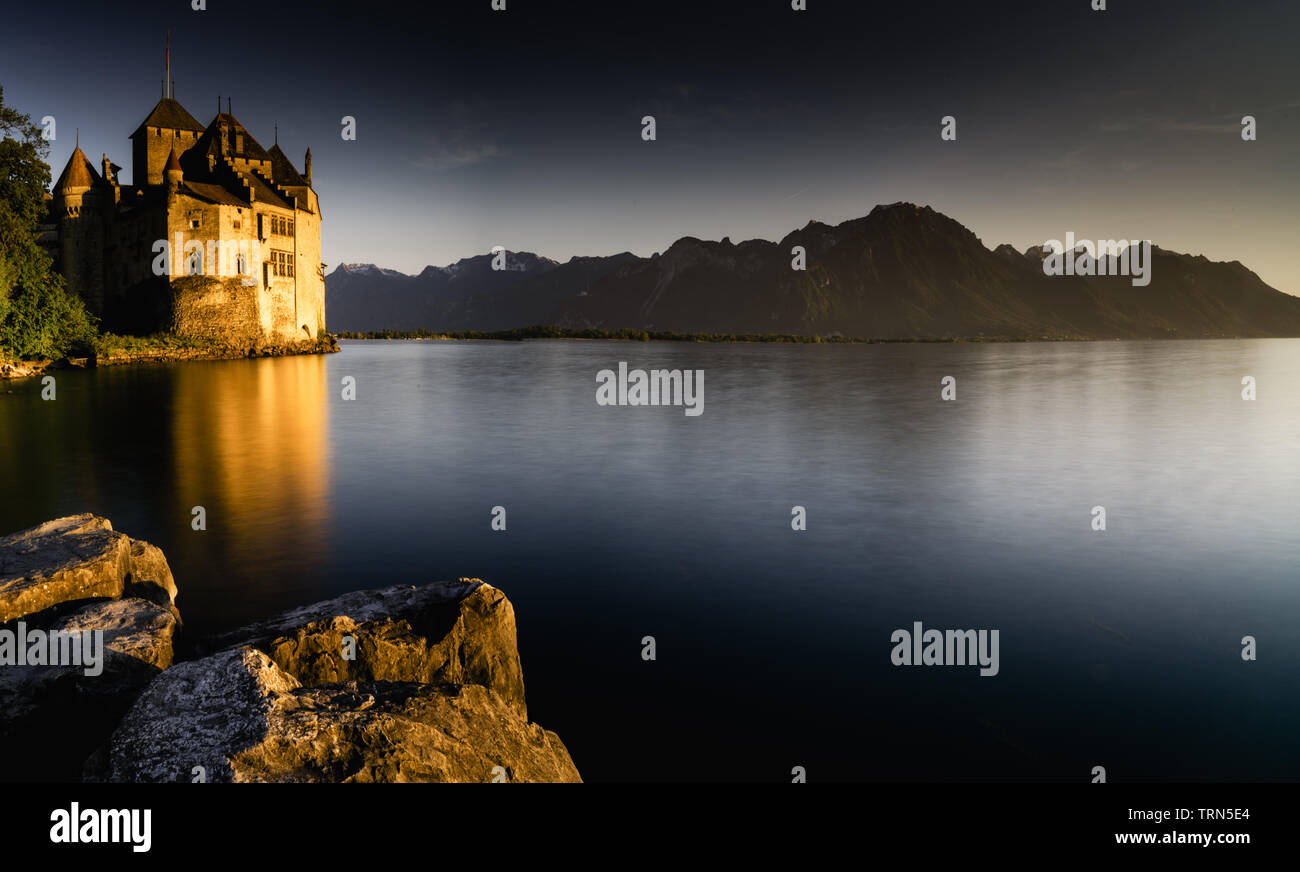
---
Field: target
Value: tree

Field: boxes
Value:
[0,85,97,359]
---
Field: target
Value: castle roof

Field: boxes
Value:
[193,113,273,163]
[267,144,309,187]
[131,97,206,138]
[165,146,182,173]
[244,171,294,210]
[180,180,247,207]
[53,147,102,192]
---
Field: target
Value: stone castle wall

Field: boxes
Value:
[168,275,263,344]
[55,192,107,316]
[134,126,203,187]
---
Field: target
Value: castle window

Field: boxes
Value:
[186,249,202,275]
[190,219,200,229]
[233,220,241,230]
[271,250,294,278]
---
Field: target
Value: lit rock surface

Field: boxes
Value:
[0,514,178,622]
[0,515,576,783]
[101,647,580,783]
[200,579,526,715]
[102,580,580,782]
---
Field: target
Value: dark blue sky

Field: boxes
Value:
[3,0,1297,291]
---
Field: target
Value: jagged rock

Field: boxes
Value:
[1,516,576,783]
[201,579,526,715]
[0,514,178,622]
[0,515,181,781]
[100,648,580,783]
[102,580,580,782]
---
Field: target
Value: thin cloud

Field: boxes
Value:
[1099,112,1244,135]
[413,132,507,171]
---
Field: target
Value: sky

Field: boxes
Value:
[2,0,1298,292]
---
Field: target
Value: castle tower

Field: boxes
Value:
[130,97,205,186]
[52,146,108,315]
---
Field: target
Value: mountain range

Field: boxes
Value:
[326,203,1300,339]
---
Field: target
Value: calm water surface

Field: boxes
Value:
[2,338,1298,780]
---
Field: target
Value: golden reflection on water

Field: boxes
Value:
[168,355,332,609]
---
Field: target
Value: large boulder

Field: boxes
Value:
[199,579,526,715]
[101,581,580,782]
[0,599,179,721]
[0,515,180,781]
[99,647,580,783]
[0,514,178,621]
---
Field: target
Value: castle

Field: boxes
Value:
[42,77,325,345]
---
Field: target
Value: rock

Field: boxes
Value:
[0,515,180,781]
[103,581,581,782]
[100,648,580,783]
[200,578,525,715]
[0,514,178,622]
[94,648,296,783]
[0,359,49,380]
[57,598,179,671]
[0,598,179,724]
[1,516,577,782]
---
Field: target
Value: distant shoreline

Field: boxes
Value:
[333,326,1261,344]
[337,326,1061,344]
[0,335,340,382]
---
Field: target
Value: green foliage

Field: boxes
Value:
[1,276,97,358]
[0,255,13,333]
[0,85,99,359]
[93,332,219,356]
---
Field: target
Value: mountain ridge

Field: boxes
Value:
[326,203,1300,339]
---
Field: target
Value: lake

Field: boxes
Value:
[2,338,1298,781]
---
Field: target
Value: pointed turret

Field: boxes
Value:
[51,146,107,316]
[164,145,183,190]
[53,147,101,194]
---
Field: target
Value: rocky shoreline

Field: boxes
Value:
[0,515,580,782]
[0,334,341,381]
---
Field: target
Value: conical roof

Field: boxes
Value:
[53,147,102,192]
[165,146,182,173]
